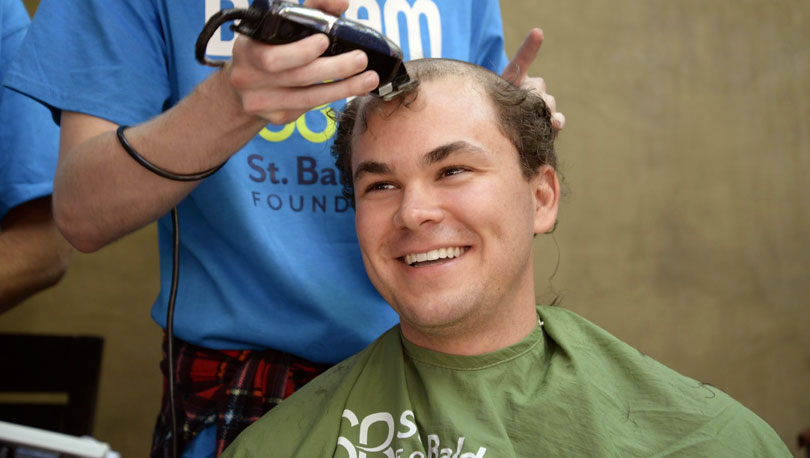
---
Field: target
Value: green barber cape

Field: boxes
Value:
[223,306,790,457]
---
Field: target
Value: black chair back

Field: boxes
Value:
[0,334,104,436]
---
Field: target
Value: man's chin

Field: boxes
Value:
[392,298,474,333]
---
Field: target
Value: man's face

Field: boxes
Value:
[352,77,558,349]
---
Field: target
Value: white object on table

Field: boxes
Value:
[0,420,119,458]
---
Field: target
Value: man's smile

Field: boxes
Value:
[402,246,469,267]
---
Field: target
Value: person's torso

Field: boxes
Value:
[4,0,508,361]
[226,307,791,456]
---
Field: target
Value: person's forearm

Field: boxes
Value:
[0,197,72,312]
[55,26,377,252]
[54,66,267,252]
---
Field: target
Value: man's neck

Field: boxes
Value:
[399,303,540,356]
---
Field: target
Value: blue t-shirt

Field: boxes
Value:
[4,0,508,363]
[0,0,59,219]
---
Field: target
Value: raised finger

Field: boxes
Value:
[502,28,543,86]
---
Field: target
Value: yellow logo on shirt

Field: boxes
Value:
[259,104,337,144]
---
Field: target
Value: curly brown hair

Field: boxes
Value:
[331,58,557,206]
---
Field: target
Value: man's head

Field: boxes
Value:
[332,59,560,354]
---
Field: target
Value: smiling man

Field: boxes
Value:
[348,65,558,359]
[222,59,790,457]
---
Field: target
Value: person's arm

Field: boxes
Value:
[55,1,377,252]
[55,67,263,252]
[0,197,71,312]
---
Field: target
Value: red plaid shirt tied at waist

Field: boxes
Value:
[151,335,331,457]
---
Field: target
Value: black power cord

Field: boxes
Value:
[167,208,181,458]
[116,126,226,181]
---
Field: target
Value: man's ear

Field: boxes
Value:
[532,165,560,234]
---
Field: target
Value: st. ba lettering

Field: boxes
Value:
[248,154,340,186]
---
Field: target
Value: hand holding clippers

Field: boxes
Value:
[196,0,418,100]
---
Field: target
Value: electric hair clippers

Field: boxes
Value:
[196,0,418,100]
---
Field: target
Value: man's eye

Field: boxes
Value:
[439,166,469,178]
[365,182,395,193]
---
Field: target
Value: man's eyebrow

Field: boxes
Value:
[423,141,486,166]
[353,141,486,181]
[353,161,392,181]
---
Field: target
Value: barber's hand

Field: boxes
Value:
[502,28,566,131]
[228,0,379,125]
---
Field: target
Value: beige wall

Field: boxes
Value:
[506,0,809,455]
[5,0,809,456]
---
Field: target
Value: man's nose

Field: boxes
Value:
[392,186,444,230]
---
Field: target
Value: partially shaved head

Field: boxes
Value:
[332,58,557,205]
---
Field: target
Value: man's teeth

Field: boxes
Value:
[404,247,467,266]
